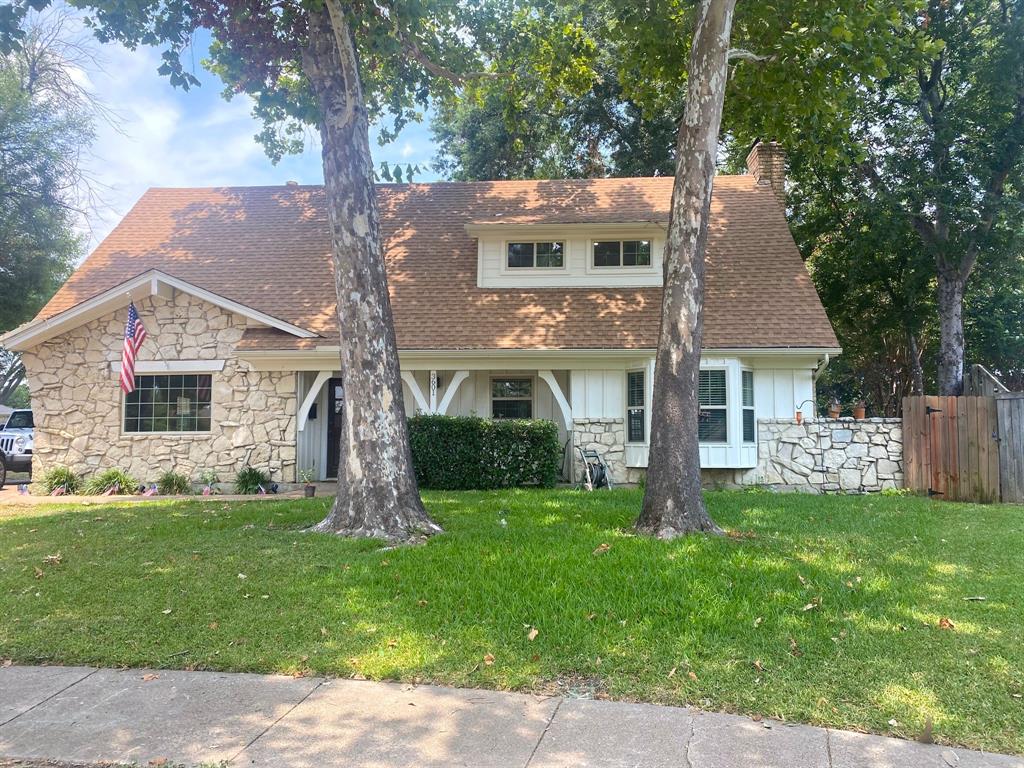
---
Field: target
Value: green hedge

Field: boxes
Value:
[408,415,562,490]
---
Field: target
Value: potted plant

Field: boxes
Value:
[828,399,842,419]
[852,399,867,420]
[795,410,803,425]
[300,468,316,497]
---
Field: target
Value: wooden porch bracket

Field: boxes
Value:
[538,370,572,431]
[436,371,470,415]
[401,371,430,414]
[298,370,332,431]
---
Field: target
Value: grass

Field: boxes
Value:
[1,489,1022,754]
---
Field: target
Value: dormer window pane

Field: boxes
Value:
[536,241,564,268]
[507,241,563,268]
[593,241,620,267]
[623,240,651,266]
[507,242,535,268]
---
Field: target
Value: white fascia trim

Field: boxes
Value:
[705,347,843,357]
[110,360,226,374]
[1,270,317,351]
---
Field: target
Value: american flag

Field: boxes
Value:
[119,302,148,394]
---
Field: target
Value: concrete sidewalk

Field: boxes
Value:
[0,666,1020,768]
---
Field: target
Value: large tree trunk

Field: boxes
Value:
[936,263,966,396]
[301,2,440,542]
[636,0,735,538]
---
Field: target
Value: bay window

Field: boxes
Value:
[698,369,727,443]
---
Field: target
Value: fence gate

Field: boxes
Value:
[997,394,1024,503]
[903,395,1000,503]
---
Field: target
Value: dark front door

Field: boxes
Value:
[326,377,344,479]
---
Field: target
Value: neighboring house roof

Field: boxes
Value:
[31,177,839,352]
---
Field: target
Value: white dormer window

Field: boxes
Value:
[593,240,652,268]
[507,241,565,269]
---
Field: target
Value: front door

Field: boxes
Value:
[326,377,343,479]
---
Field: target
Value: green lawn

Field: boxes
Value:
[1,490,1022,753]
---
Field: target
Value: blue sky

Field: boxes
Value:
[78,25,441,247]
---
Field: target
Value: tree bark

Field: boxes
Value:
[907,330,924,396]
[935,263,966,395]
[301,2,440,542]
[636,0,735,538]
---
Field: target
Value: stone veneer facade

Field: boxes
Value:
[701,418,904,493]
[575,417,904,493]
[22,292,297,484]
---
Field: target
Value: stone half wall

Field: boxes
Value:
[22,291,297,485]
[572,418,645,485]
[705,418,904,493]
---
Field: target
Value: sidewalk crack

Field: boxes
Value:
[524,697,563,768]
[227,678,325,765]
[0,667,99,728]
[825,728,834,768]
[683,714,695,768]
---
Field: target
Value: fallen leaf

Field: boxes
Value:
[387,639,398,648]
[752,660,764,673]
[33,567,44,579]
[161,608,172,615]
[687,671,698,682]
[2,659,13,667]
[320,627,329,636]
[527,627,539,641]
[417,599,428,607]
[483,653,495,666]
[667,666,677,678]
[789,637,802,657]
[43,553,62,566]
[753,616,763,628]
[797,574,807,587]
[595,656,602,666]
[237,573,247,579]
[941,748,960,766]
[380,559,390,567]
[802,597,822,612]
[530,653,540,662]
[149,758,168,767]
[142,673,159,682]
[593,543,611,556]
[938,617,955,630]
[209,622,219,630]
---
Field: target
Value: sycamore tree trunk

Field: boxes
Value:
[636,0,735,538]
[936,262,966,395]
[301,2,440,542]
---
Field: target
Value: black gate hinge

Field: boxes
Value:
[928,488,944,497]
[926,406,943,414]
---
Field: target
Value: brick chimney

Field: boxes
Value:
[745,140,786,204]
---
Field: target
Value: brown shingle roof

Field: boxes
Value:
[38,177,838,351]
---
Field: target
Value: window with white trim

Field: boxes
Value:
[491,378,533,419]
[593,240,652,268]
[742,370,756,443]
[698,369,727,443]
[124,374,212,433]
[626,370,646,443]
[507,241,564,269]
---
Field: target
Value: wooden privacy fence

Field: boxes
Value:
[903,393,1024,503]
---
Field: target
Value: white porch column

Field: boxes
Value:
[437,371,470,415]
[401,371,430,414]
[298,371,331,431]
[538,370,572,431]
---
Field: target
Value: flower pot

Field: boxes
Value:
[795,411,803,425]
[304,484,316,498]
[852,406,866,420]
[828,405,841,419]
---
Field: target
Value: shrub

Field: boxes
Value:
[38,466,82,495]
[84,468,139,495]
[235,466,270,494]
[199,469,219,487]
[408,415,561,490]
[157,470,191,495]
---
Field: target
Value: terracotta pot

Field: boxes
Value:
[828,405,841,419]
[304,485,316,498]
[795,411,803,425]
[852,406,866,420]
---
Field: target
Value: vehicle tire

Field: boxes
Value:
[0,454,7,488]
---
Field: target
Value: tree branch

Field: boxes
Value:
[727,48,774,64]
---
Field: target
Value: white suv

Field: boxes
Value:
[0,409,33,484]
